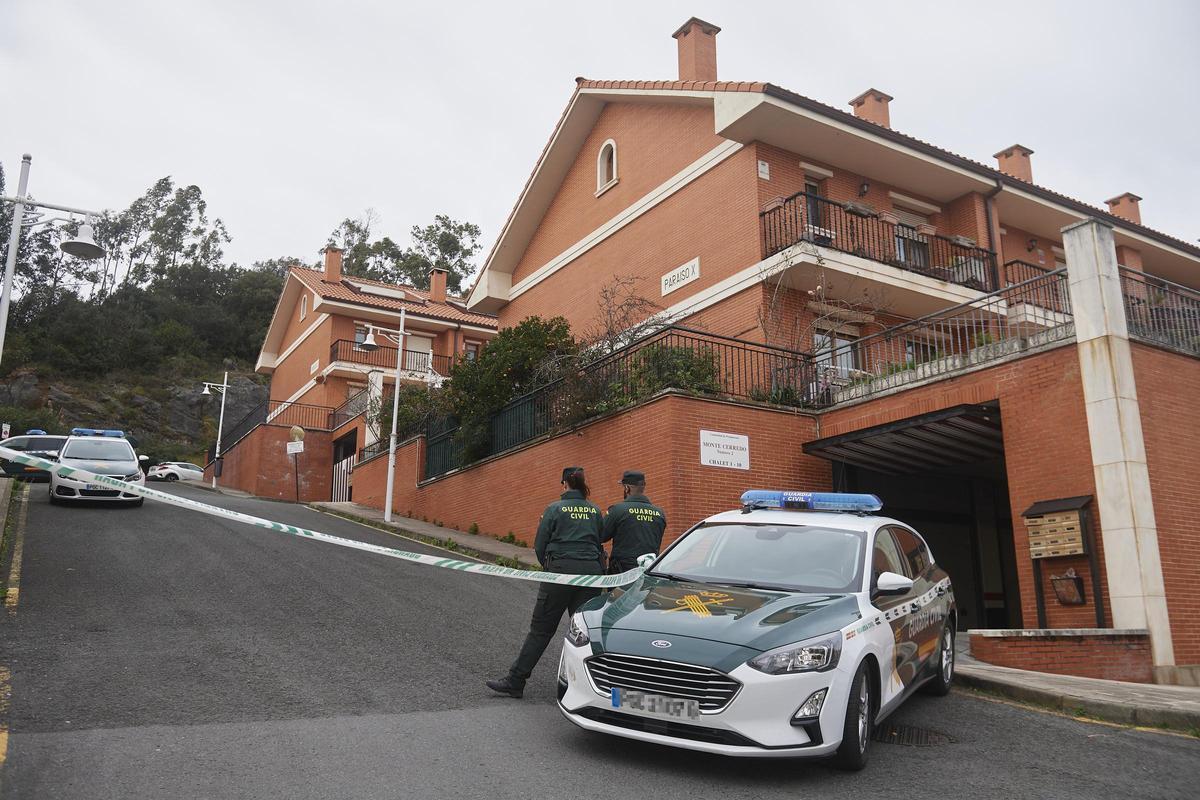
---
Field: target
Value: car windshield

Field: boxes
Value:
[62,439,134,461]
[650,522,866,593]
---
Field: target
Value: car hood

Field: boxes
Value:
[60,457,139,476]
[580,574,862,669]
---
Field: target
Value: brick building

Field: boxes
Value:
[209,249,496,502]
[233,18,1200,685]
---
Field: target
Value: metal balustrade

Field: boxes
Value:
[219,399,334,453]
[760,191,998,292]
[330,388,370,430]
[812,269,1074,406]
[329,339,454,376]
[1120,268,1200,357]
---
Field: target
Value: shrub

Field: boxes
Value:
[468,522,479,535]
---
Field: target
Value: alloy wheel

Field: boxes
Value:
[942,628,954,683]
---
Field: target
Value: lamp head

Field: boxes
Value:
[60,223,105,260]
[201,385,212,396]
[358,330,380,351]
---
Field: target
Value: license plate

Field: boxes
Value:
[85,483,106,491]
[611,687,700,720]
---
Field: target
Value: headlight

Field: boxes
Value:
[565,612,590,647]
[747,633,842,675]
[124,472,143,482]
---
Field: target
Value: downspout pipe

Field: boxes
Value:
[984,178,1005,289]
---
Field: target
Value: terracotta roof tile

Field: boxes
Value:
[291,267,497,329]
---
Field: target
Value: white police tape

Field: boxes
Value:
[0,445,643,589]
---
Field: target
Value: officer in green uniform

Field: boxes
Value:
[486,466,604,698]
[601,470,667,574]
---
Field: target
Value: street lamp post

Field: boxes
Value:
[358,309,407,522]
[1,153,107,364]
[201,372,230,489]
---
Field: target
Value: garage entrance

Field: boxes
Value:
[804,403,1021,631]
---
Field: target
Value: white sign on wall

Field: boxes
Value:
[699,429,750,471]
[286,440,305,455]
[1,423,9,439]
[661,257,700,296]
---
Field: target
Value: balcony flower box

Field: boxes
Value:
[842,200,877,218]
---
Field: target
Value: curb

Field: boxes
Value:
[956,668,1200,733]
[311,506,541,571]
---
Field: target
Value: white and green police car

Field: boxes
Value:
[557,491,956,770]
[48,428,149,507]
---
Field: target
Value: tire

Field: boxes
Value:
[48,485,61,505]
[165,473,179,482]
[832,660,874,771]
[922,624,955,696]
[129,497,144,508]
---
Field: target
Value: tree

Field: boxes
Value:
[326,211,481,292]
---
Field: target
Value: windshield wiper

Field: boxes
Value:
[706,580,797,592]
[648,572,698,583]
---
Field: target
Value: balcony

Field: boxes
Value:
[761,192,998,293]
[329,339,454,382]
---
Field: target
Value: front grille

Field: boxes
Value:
[586,653,741,712]
[573,707,761,747]
[81,489,120,498]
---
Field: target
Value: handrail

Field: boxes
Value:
[1119,266,1200,357]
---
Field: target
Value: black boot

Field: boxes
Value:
[486,676,524,698]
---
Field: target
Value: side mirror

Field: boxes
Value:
[873,571,913,597]
[636,553,657,570]
[138,455,150,462]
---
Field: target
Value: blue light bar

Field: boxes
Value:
[70,428,126,438]
[25,429,47,435]
[740,490,883,513]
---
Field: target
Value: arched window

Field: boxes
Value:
[596,139,618,195]
[300,294,309,321]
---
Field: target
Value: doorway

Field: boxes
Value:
[331,430,357,502]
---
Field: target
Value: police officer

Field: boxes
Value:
[601,470,666,574]
[486,466,604,699]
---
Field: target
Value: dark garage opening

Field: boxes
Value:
[804,402,1021,631]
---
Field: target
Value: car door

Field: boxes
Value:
[869,528,921,695]
[1,437,29,474]
[888,526,941,677]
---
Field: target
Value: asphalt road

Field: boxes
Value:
[1,483,1197,799]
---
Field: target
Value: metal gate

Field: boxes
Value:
[331,453,355,502]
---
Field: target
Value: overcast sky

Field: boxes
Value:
[2,0,1197,269]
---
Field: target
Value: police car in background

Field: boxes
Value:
[0,430,68,481]
[557,491,956,771]
[48,429,149,507]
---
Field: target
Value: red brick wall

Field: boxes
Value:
[500,146,762,337]
[352,393,831,548]
[208,424,333,502]
[821,345,1105,631]
[511,103,726,286]
[971,632,1153,683]
[1131,342,1200,665]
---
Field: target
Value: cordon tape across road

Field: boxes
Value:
[0,445,644,589]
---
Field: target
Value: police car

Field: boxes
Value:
[48,429,149,507]
[557,491,956,770]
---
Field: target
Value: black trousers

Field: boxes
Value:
[607,557,641,575]
[508,557,602,685]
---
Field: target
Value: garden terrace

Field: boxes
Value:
[1119,267,1200,358]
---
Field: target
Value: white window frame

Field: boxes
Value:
[300,294,308,321]
[595,139,618,196]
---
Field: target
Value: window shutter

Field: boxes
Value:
[893,207,929,228]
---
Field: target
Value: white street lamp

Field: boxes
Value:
[2,153,108,364]
[358,309,407,522]
[201,372,230,489]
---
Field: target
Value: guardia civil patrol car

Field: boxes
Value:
[557,491,956,771]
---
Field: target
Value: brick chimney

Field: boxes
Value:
[1106,192,1143,225]
[322,246,343,283]
[994,144,1034,183]
[428,267,448,303]
[672,17,720,82]
[848,88,893,128]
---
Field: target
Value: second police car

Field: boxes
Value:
[557,491,956,771]
[48,429,149,507]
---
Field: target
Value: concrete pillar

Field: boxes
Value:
[364,369,384,447]
[1062,218,1174,670]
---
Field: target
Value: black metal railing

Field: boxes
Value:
[761,192,998,292]
[330,388,369,429]
[811,269,1074,407]
[420,326,816,479]
[219,399,335,453]
[1002,258,1052,286]
[330,339,454,376]
[1120,268,1200,357]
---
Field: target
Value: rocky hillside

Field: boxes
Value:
[0,366,269,462]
